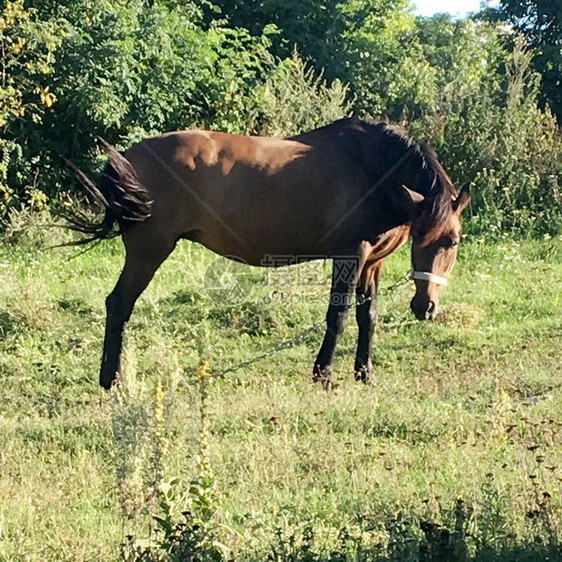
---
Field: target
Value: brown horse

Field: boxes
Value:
[69,118,470,389]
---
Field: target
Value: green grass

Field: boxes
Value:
[0,220,561,560]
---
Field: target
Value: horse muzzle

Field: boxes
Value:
[410,296,438,320]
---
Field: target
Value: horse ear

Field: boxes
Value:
[399,185,425,221]
[453,182,471,213]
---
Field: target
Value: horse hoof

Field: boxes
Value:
[312,364,334,389]
[99,372,117,390]
[354,365,372,384]
[99,361,121,390]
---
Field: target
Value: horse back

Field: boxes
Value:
[121,130,371,261]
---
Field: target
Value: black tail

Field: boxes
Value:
[62,138,153,245]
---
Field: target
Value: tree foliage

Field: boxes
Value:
[205,0,437,118]
[413,24,562,235]
[0,0,59,206]
[483,0,562,121]
[0,0,561,235]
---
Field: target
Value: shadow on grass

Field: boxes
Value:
[260,496,562,561]
[0,310,15,339]
[126,497,562,562]
[266,521,562,562]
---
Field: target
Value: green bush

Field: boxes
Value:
[412,24,562,237]
[250,51,352,137]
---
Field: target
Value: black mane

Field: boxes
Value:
[347,118,458,232]
[355,118,455,195]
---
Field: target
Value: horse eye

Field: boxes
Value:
[443,237,459,248]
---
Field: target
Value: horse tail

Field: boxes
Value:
[63,138,153,245]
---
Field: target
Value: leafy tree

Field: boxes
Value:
[5,0,274,207]
[412,21,562,236]
[341,0,436,117]
[0,0,59,209]
[483,0,562,121]
[202,0,349,74]
[205,0,436,118]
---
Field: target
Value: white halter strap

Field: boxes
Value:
[411,270,449,286]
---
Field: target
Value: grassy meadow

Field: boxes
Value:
[0,218,561,561]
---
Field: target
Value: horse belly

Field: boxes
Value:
[194,191,336,265]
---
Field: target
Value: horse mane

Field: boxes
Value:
[348,118,458,241]
[357,119,455,192]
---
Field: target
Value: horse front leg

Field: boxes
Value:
[354,261,383,382]
[313,251,366,387]
[100,236,175,389]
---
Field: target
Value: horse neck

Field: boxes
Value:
[368,183,414,236]
[359,136,434,199]
[398,159,438,197]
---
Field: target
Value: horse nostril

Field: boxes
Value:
[426,301,436,319]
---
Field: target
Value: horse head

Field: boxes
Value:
[399,182,471,320]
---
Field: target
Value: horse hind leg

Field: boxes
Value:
[100,233,176,389]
